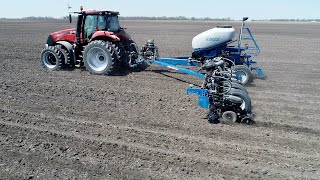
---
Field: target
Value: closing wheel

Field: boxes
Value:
[221,111,238,123]
[235,65,253,85]
[241,116,254,125]
[83,40,117,75]
[40,46,64,71]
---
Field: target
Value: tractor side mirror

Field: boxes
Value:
[69,14,72,23]
[243,17,249,21]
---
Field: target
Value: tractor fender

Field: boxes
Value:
[90,31,120,42]
[56,41,75,64]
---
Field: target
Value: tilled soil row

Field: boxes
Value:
[0,104,319,179]
[1,121,318,180]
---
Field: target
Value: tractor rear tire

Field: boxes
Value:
[227,88,252,113]
[235,65,253,85]
[40,46,64,71]
[113,42,128,67]
[83,40,117,75]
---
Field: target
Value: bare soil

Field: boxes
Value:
[0,19,320,179]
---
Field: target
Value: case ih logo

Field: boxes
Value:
[206,37,220,41]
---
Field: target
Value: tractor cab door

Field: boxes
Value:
[83,15,98,41]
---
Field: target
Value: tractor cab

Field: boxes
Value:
[75,10,123,43]
[70,10,128,44]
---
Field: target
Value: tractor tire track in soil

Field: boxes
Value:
[1,20,320,179]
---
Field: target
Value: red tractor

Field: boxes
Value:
[40,9,143,75]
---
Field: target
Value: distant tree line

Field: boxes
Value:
[252,19,320,22]
[1,16,319,22]
[21,16,56,20]
[62,15,233,21]
[118,16,232,21]
[0,16,233,21]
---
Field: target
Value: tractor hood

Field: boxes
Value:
[47,28,76,45]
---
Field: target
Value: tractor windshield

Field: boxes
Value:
[107,16,120,32]
[84,14,121,40]
[97,15,120,32]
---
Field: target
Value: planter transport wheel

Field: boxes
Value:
[235,65,253,85]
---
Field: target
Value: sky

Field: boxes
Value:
[0,0,319,20]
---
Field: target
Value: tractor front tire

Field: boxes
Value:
[235,65,253,85]
[40,46,64,71]
[83,40,117,75]
[55,44,73,68]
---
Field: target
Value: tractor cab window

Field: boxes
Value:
[97,15,120,32]
[97,15,106,30]
[84,15,97,40]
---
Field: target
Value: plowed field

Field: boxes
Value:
[0,19,320,179]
